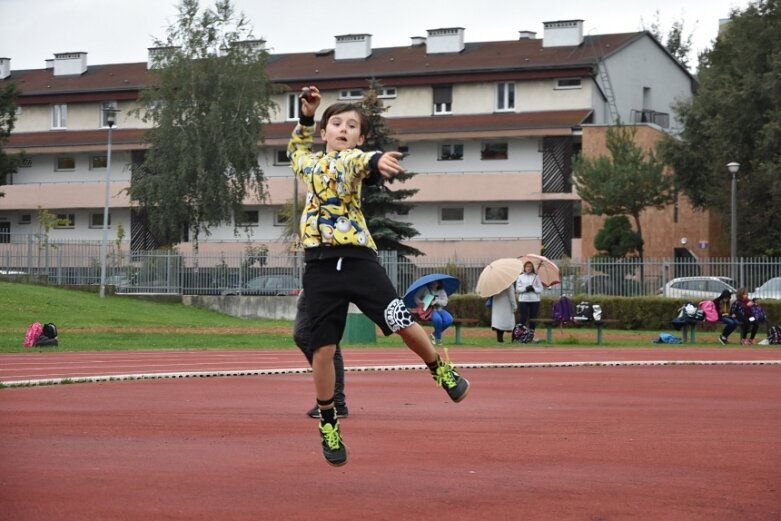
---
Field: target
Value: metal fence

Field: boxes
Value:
[1,234,780,297]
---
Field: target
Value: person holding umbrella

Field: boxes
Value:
[491,283,517,343]
[413,280,453,345]
[516,261,544,330]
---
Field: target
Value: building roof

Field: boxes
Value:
[4,33,646,98]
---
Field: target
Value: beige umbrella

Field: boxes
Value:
[518,253,560,287]
[475,258,524,298]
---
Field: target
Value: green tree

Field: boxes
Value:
[659,0,781,256]
[573,124,674,261]
[359,79,422,256]
[130,0,275,254]
[594,215,643,257]
[0,82,23,198]
[642,10,696,70]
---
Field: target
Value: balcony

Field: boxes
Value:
[630,109,669,129]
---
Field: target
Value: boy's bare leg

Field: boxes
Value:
[398,322,438,364]
[399,322,470,403]
[312,344,337,402]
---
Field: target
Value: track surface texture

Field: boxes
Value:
[2,347,780,520]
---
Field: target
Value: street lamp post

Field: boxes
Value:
[99,107,118,298]
[726,162,740,263]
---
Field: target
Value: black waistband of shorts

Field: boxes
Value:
[304,245,378,263]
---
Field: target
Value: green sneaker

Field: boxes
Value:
[319,421,348,466]
[433,360,470,402]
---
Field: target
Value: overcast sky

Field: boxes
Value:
[1,0,753,71]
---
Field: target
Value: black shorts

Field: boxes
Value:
[303,256,415,351]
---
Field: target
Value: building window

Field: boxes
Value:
[274,149,290,165]
[91,155,108,169]
[378,87,397,99]
[481,142,508,160]
[438,143,463,160]
[433,85,452,114]
[20,158,32,168]
[339,88,364,100]
[15,106,22,116]
[19,214,32,225]
[556,78,582,89]
[54,214,75,228]
[440,207,464,223]
[90,212,111,228]
[236,209,259,227]
[51,104,67,129]
[496,82,515,111]
[274,210,289,226]
[287,93,300,120]
[55,156,76,171]
[483,206,509,223]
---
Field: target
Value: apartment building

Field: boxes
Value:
[0,20,699,260]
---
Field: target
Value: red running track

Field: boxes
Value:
[1,347,780,520]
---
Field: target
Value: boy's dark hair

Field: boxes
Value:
[319,102,369,137]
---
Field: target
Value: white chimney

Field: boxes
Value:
[0,58,10,80]
[426,28,465,54]
[334,34,372,60]
[410,36,426,47]
[518,31,537,40]
[53,52,87,76]
[147,46,178,69]
[230,39,266,55]
[45,59,54,69]
[542,20,584,48]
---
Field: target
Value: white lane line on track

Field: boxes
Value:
[2,359,780,387]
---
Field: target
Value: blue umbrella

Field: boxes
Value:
[403,273,460,308]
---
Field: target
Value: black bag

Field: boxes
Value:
[43,323,58,339]
[768,326,781,345]
[512,323,535,344]
[34,335,58,347]
[35,322,59,347]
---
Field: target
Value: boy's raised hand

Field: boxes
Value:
[378,151,407,177]
[299,86,321,117]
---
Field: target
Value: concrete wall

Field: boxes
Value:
[183,294,299,320]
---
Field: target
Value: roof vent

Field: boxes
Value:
[334,34,372,60]
[0,58,9,80]
[45,59,54,69]
[542,20,584,48]
[410,36,426,47]
[53,52,87,76]
[426,27,465,54]
[518,31,537,40]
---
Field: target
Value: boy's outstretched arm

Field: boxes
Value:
[377,151,407,177]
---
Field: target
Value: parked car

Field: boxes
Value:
[221,275,301,296]
[658,276,737,300]
[751,277,781,300]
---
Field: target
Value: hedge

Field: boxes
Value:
[447,294,781,331]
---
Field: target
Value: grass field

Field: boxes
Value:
[1,281,706,352]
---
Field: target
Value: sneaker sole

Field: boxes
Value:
[323,446,348,467]
[452,380,471,403]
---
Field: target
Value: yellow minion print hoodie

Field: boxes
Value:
[287,120,382,262]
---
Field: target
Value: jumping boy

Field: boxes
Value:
[287,85,470,466]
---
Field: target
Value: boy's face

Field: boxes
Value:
[320,110,365,153]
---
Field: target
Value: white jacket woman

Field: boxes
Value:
[516,261,543,329]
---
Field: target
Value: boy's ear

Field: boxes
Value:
[357,135,365,147]
[320,128,327,141]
